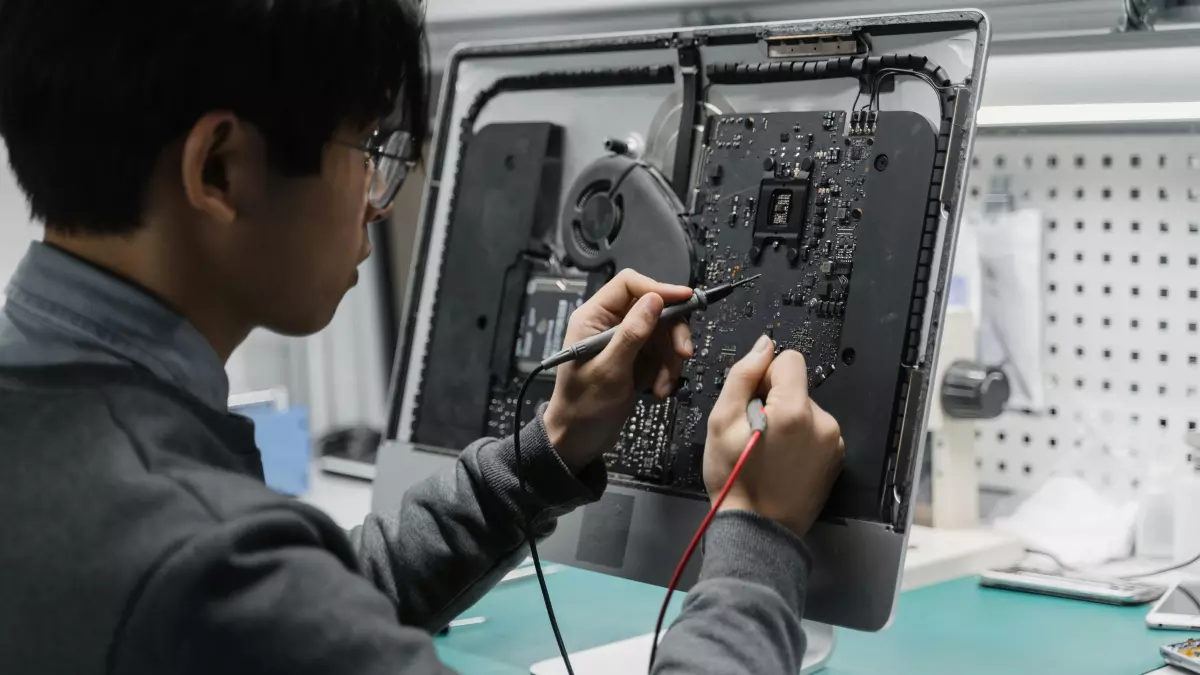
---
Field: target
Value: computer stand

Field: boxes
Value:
[529,621,835,674]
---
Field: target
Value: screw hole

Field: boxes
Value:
[503,155,516,170]
[476,315,489,330]
[841,348,856,366]
[873,154,889,171]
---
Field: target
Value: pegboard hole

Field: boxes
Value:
[1191,290,1198,300]
[1023,155,1033,168]
[1102,380,1112,391]
[1132,413,1141,425]
[1103,254,1112,264]
[1049,406,1059,417]
[1102,187,1112,200]
[1160,320,1169,331]
[1049,437,1058,447]
[1131,318,1140,329]
[995,155,1006,168]
[1160,154,1169,168]
[1075,284,1084,295]
[1189,322,1197,333]
[1103,287,1112,298]
[970,186,980,199]
[1049,343,1059,354]
[1161,418,1169,429]
[1131,253,1140,265]
[1190,355,1198,366]
[1102,154,1113,167]
[1048,251,1057,262]
[1103,348,1112,359]
[1049,187,1058,200]
[1075,219,1085,231]
[1074,378,1085,389]
[1190,255,1198,268]
[1103,220,1113,232]
[1048,282,1057,293]
[1074,315,1084,326]
[1190,421,1198,431]
[1191,223,1199,234]
[1160,254,1169,266]
[1022,434,1032,445]
[1160,188,1170,201]
[1074,155,1085,168]
[997,431,1007,443]
[1160,385,1168,396]
[1131,187,1141,200]
[1075,347,1085,357]
[1132,221,1142,232]
[1190,188,1200,202]
[1131,286,1140,297]
[971,156,979,168]
[1048,155,1058,168]
[998,461,1008,472]
[1161,288,1170,299]
[1023,464,1033,476]
[1075,252,1084,262]
[1132,382,1140,393]
[1131,154,1142,167]
[1161,353,1169,363]
[1131,350,1141,362]
[1048,314,1058,325]
[1075,187,1085,200]
[1047,219,1058,231]
[1161,221,1170,233]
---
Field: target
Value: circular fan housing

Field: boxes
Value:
[560,154,695,287]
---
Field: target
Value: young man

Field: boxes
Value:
[0,1,845,673]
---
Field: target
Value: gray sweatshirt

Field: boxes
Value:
[0,242,810,674]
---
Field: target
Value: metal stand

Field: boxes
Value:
[529,621,835,674]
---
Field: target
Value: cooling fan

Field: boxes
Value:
[560,153,696,287]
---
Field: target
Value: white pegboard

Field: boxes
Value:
[965,136,1200,501]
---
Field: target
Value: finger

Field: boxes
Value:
[654,349,685,398]
[762,349,810,406]
[810,400,842,443]
[653,364,674,399]
[589,268,693,316]
[598,292,664,369]
[670,321,694,359]
[712,334,775,417]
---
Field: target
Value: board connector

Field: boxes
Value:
[764,32,869,59]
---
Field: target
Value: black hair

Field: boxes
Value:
[0,0,428,235]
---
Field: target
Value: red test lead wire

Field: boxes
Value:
[647,399,768,672]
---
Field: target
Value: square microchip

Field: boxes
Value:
[755,174,809,242]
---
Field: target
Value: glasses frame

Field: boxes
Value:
[334,129,417,211]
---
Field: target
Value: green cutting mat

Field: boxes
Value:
[436,568,1191,674]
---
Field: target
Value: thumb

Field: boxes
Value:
[599,292,664,369]
[714,335,775,411]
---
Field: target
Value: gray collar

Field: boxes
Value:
[3,242,229,409]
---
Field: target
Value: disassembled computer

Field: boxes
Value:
[377,10,990,634]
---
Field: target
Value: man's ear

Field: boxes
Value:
[180,112,254,224]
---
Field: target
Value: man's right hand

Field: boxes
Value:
[703,335,845,536]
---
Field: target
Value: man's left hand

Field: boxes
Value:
[542,269,695,473]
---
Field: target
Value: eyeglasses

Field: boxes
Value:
[335,129,416,210]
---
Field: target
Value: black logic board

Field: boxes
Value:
[666,111,872,492]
